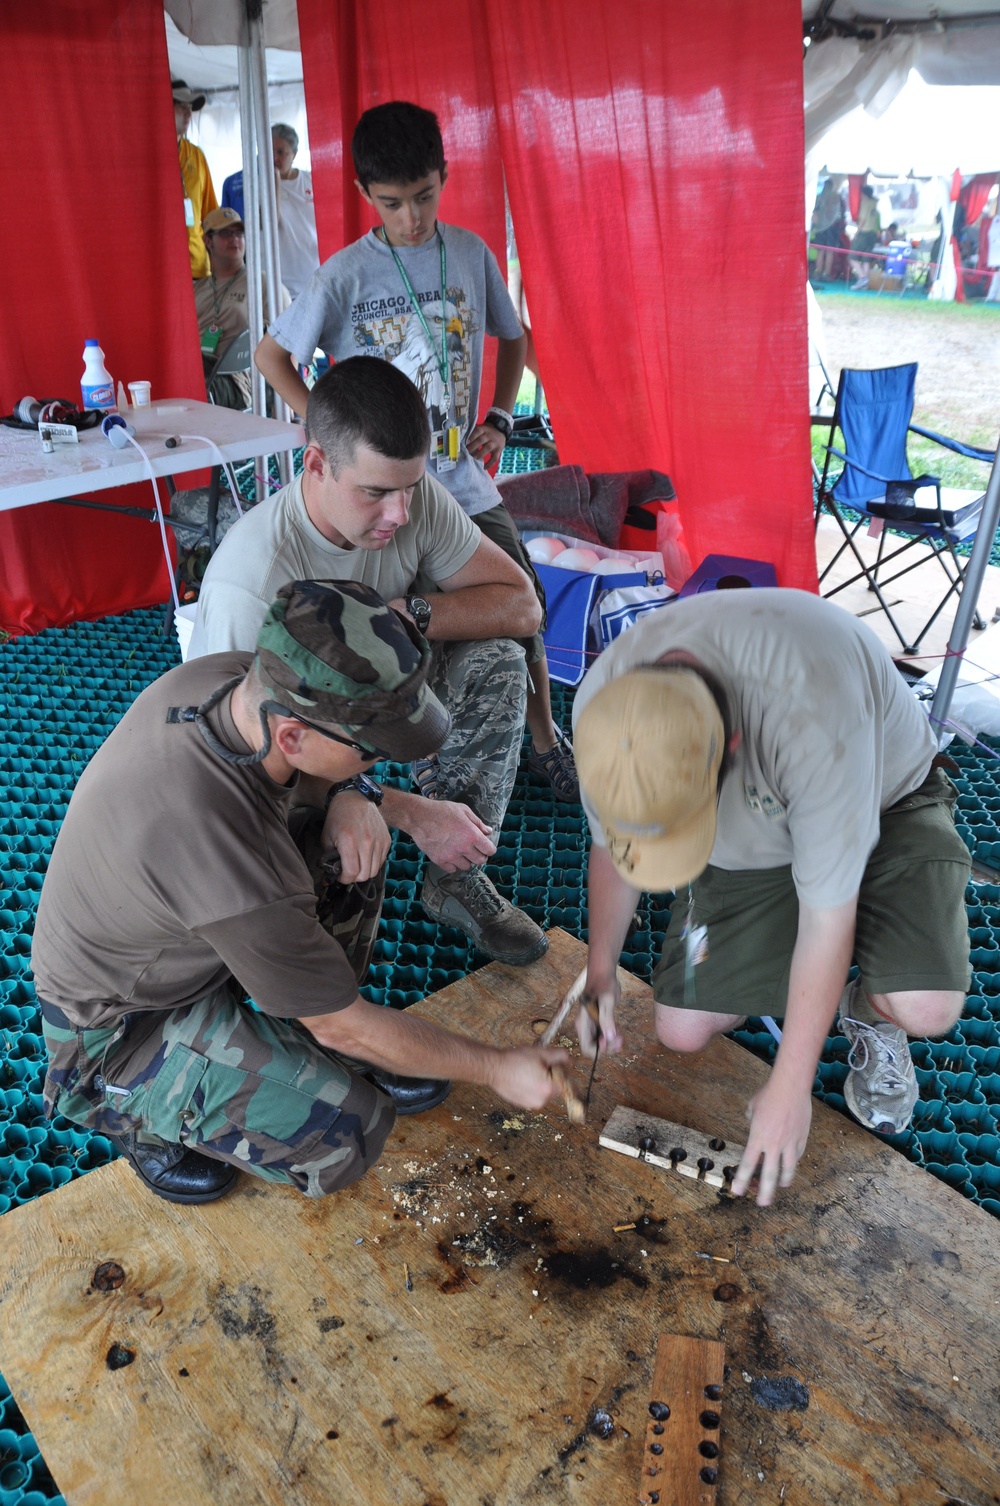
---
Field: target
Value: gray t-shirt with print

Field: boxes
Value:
[267,223,523,518]
[572,590,938,909]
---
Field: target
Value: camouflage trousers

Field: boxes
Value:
[427,636,527,834]
[39,810,396,1199]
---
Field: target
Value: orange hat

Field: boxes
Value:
[575,668,724,892]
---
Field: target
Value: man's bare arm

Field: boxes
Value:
[298,995,572,1112]
[580,843,642,1055]
[391,534,540,642]
[731,898,857,1206]
[467,331,529,466]
[255,332,312,417]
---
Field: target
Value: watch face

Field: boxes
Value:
[410,596,432,631]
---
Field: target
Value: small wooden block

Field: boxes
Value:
[638,1333,725,1506]
[600,1105,746,1191]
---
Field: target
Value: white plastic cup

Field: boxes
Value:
[128,381,152,407]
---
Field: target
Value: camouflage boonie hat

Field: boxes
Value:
[255,580,450,760]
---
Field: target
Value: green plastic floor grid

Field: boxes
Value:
[2,600,1000,1506]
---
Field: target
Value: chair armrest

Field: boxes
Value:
[825,446,895,486]
[907,424,995,464]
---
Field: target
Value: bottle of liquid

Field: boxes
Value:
[80,339,115,411]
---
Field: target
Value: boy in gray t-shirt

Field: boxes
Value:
[255,100,578,803]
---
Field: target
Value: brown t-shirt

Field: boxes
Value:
[31,653,359,1028]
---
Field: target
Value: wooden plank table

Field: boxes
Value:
[1,930,998,1505]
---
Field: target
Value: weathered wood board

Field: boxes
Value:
[600,1105,747,1190]
[1,930,999,1505]
[638,1332,726,1506]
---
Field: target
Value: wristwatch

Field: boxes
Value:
[324,773,384,810]
[405,594,432,634]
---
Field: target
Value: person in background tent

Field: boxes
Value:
[220,168,245,221]
[986,209,1000,301]
[255,100,579,807]
[850,184,881,288]
[810,176,845,283]
[173,79,217,281]
[271,123,321,299]
[193,208,289,409]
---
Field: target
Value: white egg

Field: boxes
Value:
[553,548,601,571]
[590,555,635,575]
[526,536,567,564]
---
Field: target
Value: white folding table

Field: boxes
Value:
[0,399,302,627]
[0,398,300,513]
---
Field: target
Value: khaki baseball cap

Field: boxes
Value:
[575,668,725,892]
[202,207,244,235]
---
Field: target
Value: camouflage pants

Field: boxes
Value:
[427,636,527,834]
[39,811,396,1198]
[40,991,394,1197]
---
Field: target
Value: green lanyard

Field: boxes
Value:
[383,228,450,397]
[210,272,240,324]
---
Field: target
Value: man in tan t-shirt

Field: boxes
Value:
[191,356,547,968]
[193,206,289,409]
[32,580,572,1205]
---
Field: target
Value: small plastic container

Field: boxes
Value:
[128,380,152,407]
[81,339,115,411]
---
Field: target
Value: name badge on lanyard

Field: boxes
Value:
[386,230,460,472]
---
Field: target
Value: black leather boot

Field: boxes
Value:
[111,1131,237,1204]
[366,1071,452,1115]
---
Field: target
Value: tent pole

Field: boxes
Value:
[929,443,1000,746]
[237,36,268,504]
[248,0,293,489]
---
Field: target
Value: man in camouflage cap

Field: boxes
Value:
[32,581,571,1206]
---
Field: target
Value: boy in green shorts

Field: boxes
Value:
[572,589,971,1209]
[255,100,577,801]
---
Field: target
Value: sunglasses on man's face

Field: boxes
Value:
[262,701,380,759]
[295,716,379,759]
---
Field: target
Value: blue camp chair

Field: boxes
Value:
[815,363,996,654]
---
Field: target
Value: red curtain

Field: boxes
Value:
[0,1,207,636]
[960,173,998,227]
[298,0,814,590]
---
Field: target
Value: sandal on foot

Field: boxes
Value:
[412,756,439,799]
[527,728,579,803]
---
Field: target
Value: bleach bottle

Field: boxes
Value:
[80,339,115,411]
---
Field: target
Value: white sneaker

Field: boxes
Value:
[839,989,918,1134]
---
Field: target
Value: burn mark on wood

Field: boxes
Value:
[543,1247,649,1292]
[749,1375,810,1411]
[210,1282,277,1345]
[932,1250,961,1272]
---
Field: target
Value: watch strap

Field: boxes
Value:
[324,774,383,810]
[485,406,514,442]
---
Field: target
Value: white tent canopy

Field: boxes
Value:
[804,1,1000,157]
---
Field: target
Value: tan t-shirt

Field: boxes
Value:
[189,470,480,657]
[31,653,359,1027]
[572,590,937,908]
